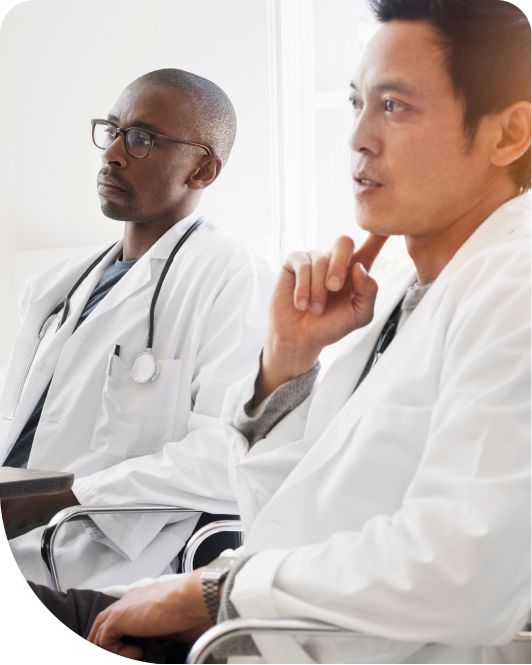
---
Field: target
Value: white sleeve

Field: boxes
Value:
[222,370,316,532]
[18,281,32,321]
[73,259,275,561]
[230,250,531,648]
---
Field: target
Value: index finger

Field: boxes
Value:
[325,235,355,291]
[351,234,388,273]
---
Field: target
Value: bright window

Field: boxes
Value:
[276,0,412,284]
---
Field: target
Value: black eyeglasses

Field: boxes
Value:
[91,119,213,159]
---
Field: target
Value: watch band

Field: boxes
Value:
[201,556,238,624]
[202,578,222,624]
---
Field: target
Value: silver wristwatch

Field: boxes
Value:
[201,555,238,624]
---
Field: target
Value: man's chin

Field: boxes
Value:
[355,203,404,237]
[100,201,132,222]
[356,215,395,236]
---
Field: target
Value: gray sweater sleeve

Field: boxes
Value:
[207,363,320,660]
[207,556,260,662]
[234,359,321,446]
[207,360,320,660]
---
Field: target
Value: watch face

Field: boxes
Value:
[202,556,237,579]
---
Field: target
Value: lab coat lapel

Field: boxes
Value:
[303,265,417,445]
[73,251,154,334]
[74,213,201,333]
[262,268,446,508]
[0,241,122,458]
[265,195,530,504]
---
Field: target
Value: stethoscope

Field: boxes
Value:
[2,218,203,421]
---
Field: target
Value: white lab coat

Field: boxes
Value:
[0,211,274,590]
[222,194,531,663]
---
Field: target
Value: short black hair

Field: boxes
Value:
[368,0,531,192]
[135,68,237,165]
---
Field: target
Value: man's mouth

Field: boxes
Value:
[97,173,127,194]
[353,171,383,195]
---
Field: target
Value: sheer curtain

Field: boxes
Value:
[277,0,411,282]
[275,0,412,370]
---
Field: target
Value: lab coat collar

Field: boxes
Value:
[275,192,530,496]
[304,264,417,445]
[311,192,530,434]
[74,208,203,334]
[0,240,123,446]
[149,207,203,260]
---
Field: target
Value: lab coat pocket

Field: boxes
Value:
[90,355,182,457]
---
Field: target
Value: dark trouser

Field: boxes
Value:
[27,513,241,663]
[29,582,191,663]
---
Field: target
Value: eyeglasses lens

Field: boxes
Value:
[126,129,151,157]
[93,122,117,150]
[93,123,151,157]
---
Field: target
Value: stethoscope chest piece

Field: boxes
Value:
[6,218,203,417]
[131,351,160,384]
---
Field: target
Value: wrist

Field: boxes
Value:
[181,568,211,623]
[257,338,319,403]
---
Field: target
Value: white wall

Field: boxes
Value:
[0,0,280,365]
[0,0,421,368]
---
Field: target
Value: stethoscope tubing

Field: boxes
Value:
[4,243,119,421]
[146,218,203,350]
[3,218,203,420]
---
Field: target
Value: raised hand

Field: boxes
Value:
[257,234,387,402]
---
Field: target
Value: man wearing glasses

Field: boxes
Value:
[0,68,274,591]
[27,0,529,663]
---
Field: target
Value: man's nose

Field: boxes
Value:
[101,133,128,168]
[348,109,381,156]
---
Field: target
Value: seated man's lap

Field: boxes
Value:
[29,582,191,664]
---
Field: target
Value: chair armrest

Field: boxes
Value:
[41,504,197,592]
[186,618,354,663]
[182,520,244,573]
[516,629,532,642]
[186,619,532,663]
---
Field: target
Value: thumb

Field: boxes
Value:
[351,263,379,327]
[351,234,388,273]
[352,262,378,298]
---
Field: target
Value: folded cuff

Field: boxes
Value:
[234,359,320,446]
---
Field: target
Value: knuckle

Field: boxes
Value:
[292,250,311,263]
[285,251,309,271]
[311,284,328,301]
[295,263,311,281]
[313,254,330,270]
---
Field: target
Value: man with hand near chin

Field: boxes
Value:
[33,1,531,663]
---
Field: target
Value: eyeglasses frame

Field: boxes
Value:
[91,118,213,159]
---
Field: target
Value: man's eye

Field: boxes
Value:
[384,99,406,113]
[349,97,363,111]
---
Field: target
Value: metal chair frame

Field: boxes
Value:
[41,504,198,592]
[41,513,530,664]
[186,619,531,664]
[182,519,244,573]
[41,510,243,592]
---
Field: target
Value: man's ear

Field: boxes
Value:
[490,101,531,168]
[187,155,223,190]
